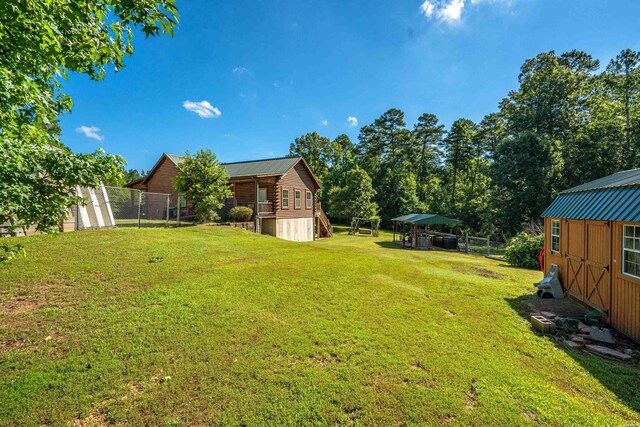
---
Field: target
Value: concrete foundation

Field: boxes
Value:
[261,218,314,242]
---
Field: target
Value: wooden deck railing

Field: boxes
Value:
[258,201,273,214]
[225,199,274,215]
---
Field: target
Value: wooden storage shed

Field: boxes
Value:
[542,169,640,342]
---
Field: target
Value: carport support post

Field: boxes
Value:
[137,191,143,229]
[412,224,417,248]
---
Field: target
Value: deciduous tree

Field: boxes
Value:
[174,149,232,222]
[0,0,178,236]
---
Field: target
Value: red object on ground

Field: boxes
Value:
[539,248,545,272]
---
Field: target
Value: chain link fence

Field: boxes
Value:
[102,186,175,228]
[458,235,507,258]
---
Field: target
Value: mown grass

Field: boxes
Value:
[1,226,639,426]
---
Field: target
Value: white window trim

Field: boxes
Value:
[294,189,302,209]
[282,188,290,209]
[550,219,560,254]
[622,225,640,279]
[305,190,312,209]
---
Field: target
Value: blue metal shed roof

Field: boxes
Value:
[542,169,640,221]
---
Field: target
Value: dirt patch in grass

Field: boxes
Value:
[465,381,478,411]
[411,361,428,371]
[1,280,76,314]
[0,296,42,314]
[309,353,341,366]
[455,266,502,279]
[70,413,108,427]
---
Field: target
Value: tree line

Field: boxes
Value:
[290,49,640,237]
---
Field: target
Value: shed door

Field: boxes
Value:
[565,219,586,300]
[584,220,611,313]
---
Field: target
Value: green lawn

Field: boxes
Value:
[1,226,639,426]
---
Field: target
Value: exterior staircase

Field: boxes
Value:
[316,203,333,238]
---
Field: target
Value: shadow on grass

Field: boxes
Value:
[505,294,640,412]
[374,241,412,250]
[115,220,197,229]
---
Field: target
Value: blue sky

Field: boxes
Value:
[61,0,640,171]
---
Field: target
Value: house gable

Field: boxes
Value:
[276,161,317,219]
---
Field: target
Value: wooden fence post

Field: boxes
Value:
[487,236,491,256]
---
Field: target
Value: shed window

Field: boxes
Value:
[306,190,312,209]
[550,219,560,253]
[282,189,289,209]
[295,190,301,209]
[623,225,640,278]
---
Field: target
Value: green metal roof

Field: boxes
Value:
[543,169,640,221]
[223,156,301,178]
[166,153,302,179]
[391,213,460,225]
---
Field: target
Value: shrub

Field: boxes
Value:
[228,206,253,222]
[504,232,544,269]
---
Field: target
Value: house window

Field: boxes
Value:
[282,189,289,209]
[258,187,268,202]
[623,225,640,278]
[306,190,312,209]
[550,219,560,253]
[295,190,301,209]
[179,193,187,208]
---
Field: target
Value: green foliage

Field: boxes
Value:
[327,167,378,222]
[174,149,232,223]
[289,132,333,184]
[505,232,544,269]
[0,0,177,235]
[0,244,25,263]
[105,168,147,187]
[228,206,254,222]
[490,132,555,234]
[292,48,640,236]
[0,144,125,233]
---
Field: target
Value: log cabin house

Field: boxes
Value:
[542,168,640,342]
[127,153,333,242]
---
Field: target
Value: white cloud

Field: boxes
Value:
[75,126,104,141]
[347,116,358,127]
[420,0,508,25]
[182,100,222,119]
[232,67,249,74]
[420,0,435,17]
[438,0,464,23]
[320,119,328,126]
